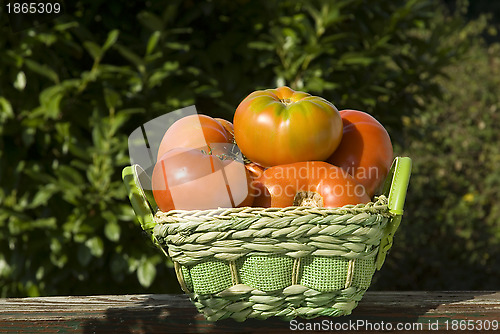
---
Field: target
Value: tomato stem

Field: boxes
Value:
[293,191,324,207]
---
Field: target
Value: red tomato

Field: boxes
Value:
[233,86,343,167]
[326,110,393,197]
[253,161,370,208]
[157,114,233,161]
[152,147,254,211]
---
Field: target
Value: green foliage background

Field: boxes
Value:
[0,0,498,297]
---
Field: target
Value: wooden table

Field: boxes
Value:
[1,291,499,333]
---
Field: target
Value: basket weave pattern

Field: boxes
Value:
[152,196,393,321]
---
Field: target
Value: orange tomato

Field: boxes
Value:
[152,147,254,211]
[253,161,370,208]
[233,86,343,167]
[157,114,233,161]
[214,118,235,138]
[326,110,393,197]
[244,162,265,180]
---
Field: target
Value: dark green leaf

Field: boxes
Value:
[115,44,145,72]
[103,87,122,111]
[137,11,164,31]
[0,97,14,122]
[24,59,59,83]
[102,30,120,52]
[38,86,64,119]
[83,41,102,61]
[85,237,104,258]
[104,222,121,242]
[146,31,161,56]
[77,244,92,266]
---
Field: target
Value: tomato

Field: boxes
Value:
[214,118,235,138]
[245,162,265,180]
[244,162,266,204]
[157,114,233,161]
[326,110,393,197]
[152,147,254,211]
[253,161,370,208]
[233,86,343,167]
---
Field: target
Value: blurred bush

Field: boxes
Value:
[0,0,497,296]
[379,20,500,290]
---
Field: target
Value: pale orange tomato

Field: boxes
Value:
[156,114,233,161]
[152,147,254,211]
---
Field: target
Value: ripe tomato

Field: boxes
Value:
[245,162,265,180]
[157,114,233,161]
[152,147,254,211]
[244,162,266,203]
[253,161,370,208]
[233,86,343,167]
[214,118,235,138]
[326,110,393,197]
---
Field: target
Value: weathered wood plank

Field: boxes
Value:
[0,292,498,333]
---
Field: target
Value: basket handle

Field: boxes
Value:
[375,157,412,270]
[382,156,412,215]
[122,165,157,237]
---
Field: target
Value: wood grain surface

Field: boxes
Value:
[0,291,499,333]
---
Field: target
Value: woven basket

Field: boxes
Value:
[123,157,411,322]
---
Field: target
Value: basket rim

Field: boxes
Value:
[153,195,392,221]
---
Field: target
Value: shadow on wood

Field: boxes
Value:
[75,291,500,333]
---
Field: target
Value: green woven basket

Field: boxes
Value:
[123,157,411,322]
